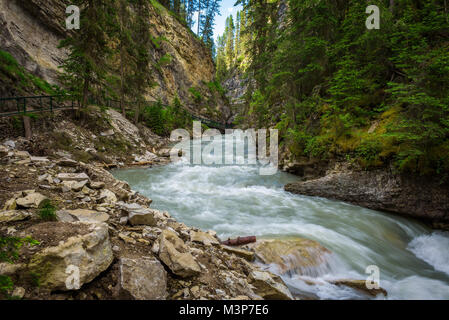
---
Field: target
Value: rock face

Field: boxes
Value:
[248,239,331,276]
[285,165,449,223]
[157,229,201,278]
[27,222,113,291]
[119,257,168,300]
[0,0,229,119]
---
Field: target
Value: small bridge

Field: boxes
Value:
[0,95,232,130]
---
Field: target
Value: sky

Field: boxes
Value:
[192,0,243,44]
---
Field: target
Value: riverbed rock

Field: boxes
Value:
[16,192,47,209]
[157,229,201,278]
[27,222,113,291]
[190,230,220,246]
[248,270,293,300]
[331,279,387,297]
[0,210,31,223]
[119,257,168,300]
[247,239,331,276]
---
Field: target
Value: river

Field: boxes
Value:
[112,134,449,300]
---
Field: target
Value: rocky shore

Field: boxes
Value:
[284,162,449,229]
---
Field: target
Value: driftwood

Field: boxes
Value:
[221,236,256,246]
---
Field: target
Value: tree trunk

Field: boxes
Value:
[390,0,394,13]
[197,0,201,35]
[23,116,32,139]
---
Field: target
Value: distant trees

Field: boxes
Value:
[228,0,449,178]
[215,9,248,80]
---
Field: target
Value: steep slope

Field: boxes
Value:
[0,0,229,120]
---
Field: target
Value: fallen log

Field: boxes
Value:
[128,161,154,166]
[221,236,256,246]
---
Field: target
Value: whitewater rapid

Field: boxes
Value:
[113,135,449,300]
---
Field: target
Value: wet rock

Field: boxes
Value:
[27,222,113,291]
[57,173,90,182]
[190,230,220,246]
[157,229,201,278]
[119,257,167,300]
[285,165,449,223]
[0,210,31,223]
[221,245,255,262]
[247,238,331,275]
[16,192,48,209]
[248,270,293,300]
[331,279,387,297]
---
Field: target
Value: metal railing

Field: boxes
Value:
[0,94,232,130]
[0,95,79,117]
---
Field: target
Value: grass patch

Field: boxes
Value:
[38,199,57,221]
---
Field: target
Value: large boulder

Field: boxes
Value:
[247,238,331,276]
[248,270,293,300]
[26,222,113,291]
[156,229,201,278]
[119,257,167,300]
[16,192,48,209]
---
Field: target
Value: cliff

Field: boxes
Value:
[0,0,229,120]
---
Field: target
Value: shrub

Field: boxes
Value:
[38,199,57,221]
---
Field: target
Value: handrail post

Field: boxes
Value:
[23,97,26,115]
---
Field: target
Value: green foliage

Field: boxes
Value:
[237,0,449,178]
[0,236,39,298]
[38,199,57,221]
[142,98,192,136]
[188,87,203,103]
[0,50,56,95]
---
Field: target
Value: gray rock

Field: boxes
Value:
[0,210,31,223]
[157,229,201,278]
[119,257,167,300]
[16,192,47,208]
[4,140,15,149]
[100,129,115,137]
[128,209,156,226]
[57,158,78,167]
[57,173,90,182]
